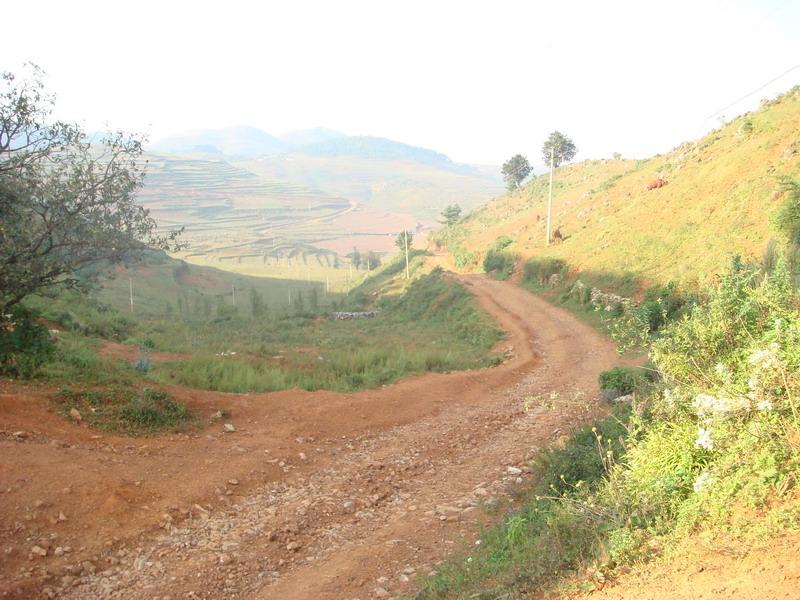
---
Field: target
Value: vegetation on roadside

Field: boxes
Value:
[152,268,503,393]
[54,386,191,435]
[416,255,800,598]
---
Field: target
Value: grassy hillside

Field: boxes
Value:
[138,141,502,283]
[438,86,800,287]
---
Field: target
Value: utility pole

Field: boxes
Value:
[325,275,329,296]
[231,283,236,306]
[129,278,134,313]
[404,230,410,279]
[546,146,555,247]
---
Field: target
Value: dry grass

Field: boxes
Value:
[449,86,800,287]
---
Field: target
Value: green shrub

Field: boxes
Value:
[772,176,800,243]
[492,235,514,251]
[598,366,640,394]
[522,257,568,287]
[0,308,54,378]
[483,249,515,280]
[54,386,191,434]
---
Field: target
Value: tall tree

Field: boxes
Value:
[395,230,414,250]
[351,247,361,270]
[501,154,532,191]
[0,65,182,315]
[439,204,462,226]
[541,131,577,168]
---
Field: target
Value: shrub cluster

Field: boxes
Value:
[419,256,800,599]
[522,257,568,287]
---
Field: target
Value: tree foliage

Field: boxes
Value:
[395,230,414,250]
[350,247,361,269]
[501,154,531,191]
[541,131,577,168]
[439,204,462,226]
[0,65,181,315]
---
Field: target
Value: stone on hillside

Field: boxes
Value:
[69,408,82,422]
[223,423,236,433]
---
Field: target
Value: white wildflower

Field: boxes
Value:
[756,399,774,411]
[749,348,779,370]
[693,471,716,494]
[693,393,750,417]
[695,427,714,450]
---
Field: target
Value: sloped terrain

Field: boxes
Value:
[0,274,621,599]
[442,86,800,285]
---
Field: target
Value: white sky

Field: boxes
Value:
[5,0,800,165]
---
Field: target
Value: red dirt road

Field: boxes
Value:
[0,274,620,599]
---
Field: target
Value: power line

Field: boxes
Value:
[704,63,800,122]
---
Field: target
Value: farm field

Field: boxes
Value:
[138,147,502,284]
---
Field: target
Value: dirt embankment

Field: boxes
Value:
[1,273,621,599]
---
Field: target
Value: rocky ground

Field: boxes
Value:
[1,274,621,599]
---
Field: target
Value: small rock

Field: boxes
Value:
[58,512,67,522]
[298,452,307,461]
[222,542,239,551]
[13,431,28,439]
[69,408,82,422]
[374,587,390,598]
[31,545,47,558]
[210,410,223,421]
[54,547,64,557]
[286,541,301,552]
[227,479,239,486]
[218,553,232,565]
[506,466,523,476]
[223,423,236,433]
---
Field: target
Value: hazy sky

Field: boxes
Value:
[5,0,800,165]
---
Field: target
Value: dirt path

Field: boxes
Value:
[0,274,620,599]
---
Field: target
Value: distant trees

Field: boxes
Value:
[350,248,362,270]
[395,230,414,250]
[0,65,182,316]
[249,287,266,317]
[501,155,532,191]
[440,204,462,226]
[365,250,381,270]
[541,131,577,168]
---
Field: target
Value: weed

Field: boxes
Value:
[54,386,191,434]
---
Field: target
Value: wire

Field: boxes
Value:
[705,63,800,121]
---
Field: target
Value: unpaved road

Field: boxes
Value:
[0,274,620,599]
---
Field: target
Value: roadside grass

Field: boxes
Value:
[151,267,504,393]
[414,258,800,599]
[37,332,140,387]
[53,385,192,435]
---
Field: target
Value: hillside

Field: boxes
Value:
[139,129,503,280]
[441,86,800,286]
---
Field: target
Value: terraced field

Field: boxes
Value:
[138,151,502,285]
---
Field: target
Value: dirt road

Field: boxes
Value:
[0,274,620,599]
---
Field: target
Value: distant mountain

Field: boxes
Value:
[151,126,289,157]
[279,127,345,146]
[152,127,491,175]
[294,135,457,169]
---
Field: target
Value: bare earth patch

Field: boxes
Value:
[1,274,621,599]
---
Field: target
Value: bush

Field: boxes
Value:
[522,257,568,286]
[492,235,514,251]
[772,176,800,243]
[598,366,641,394]
[483,249,515,280]
[0,308,54,378]
[55,386,191,434]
